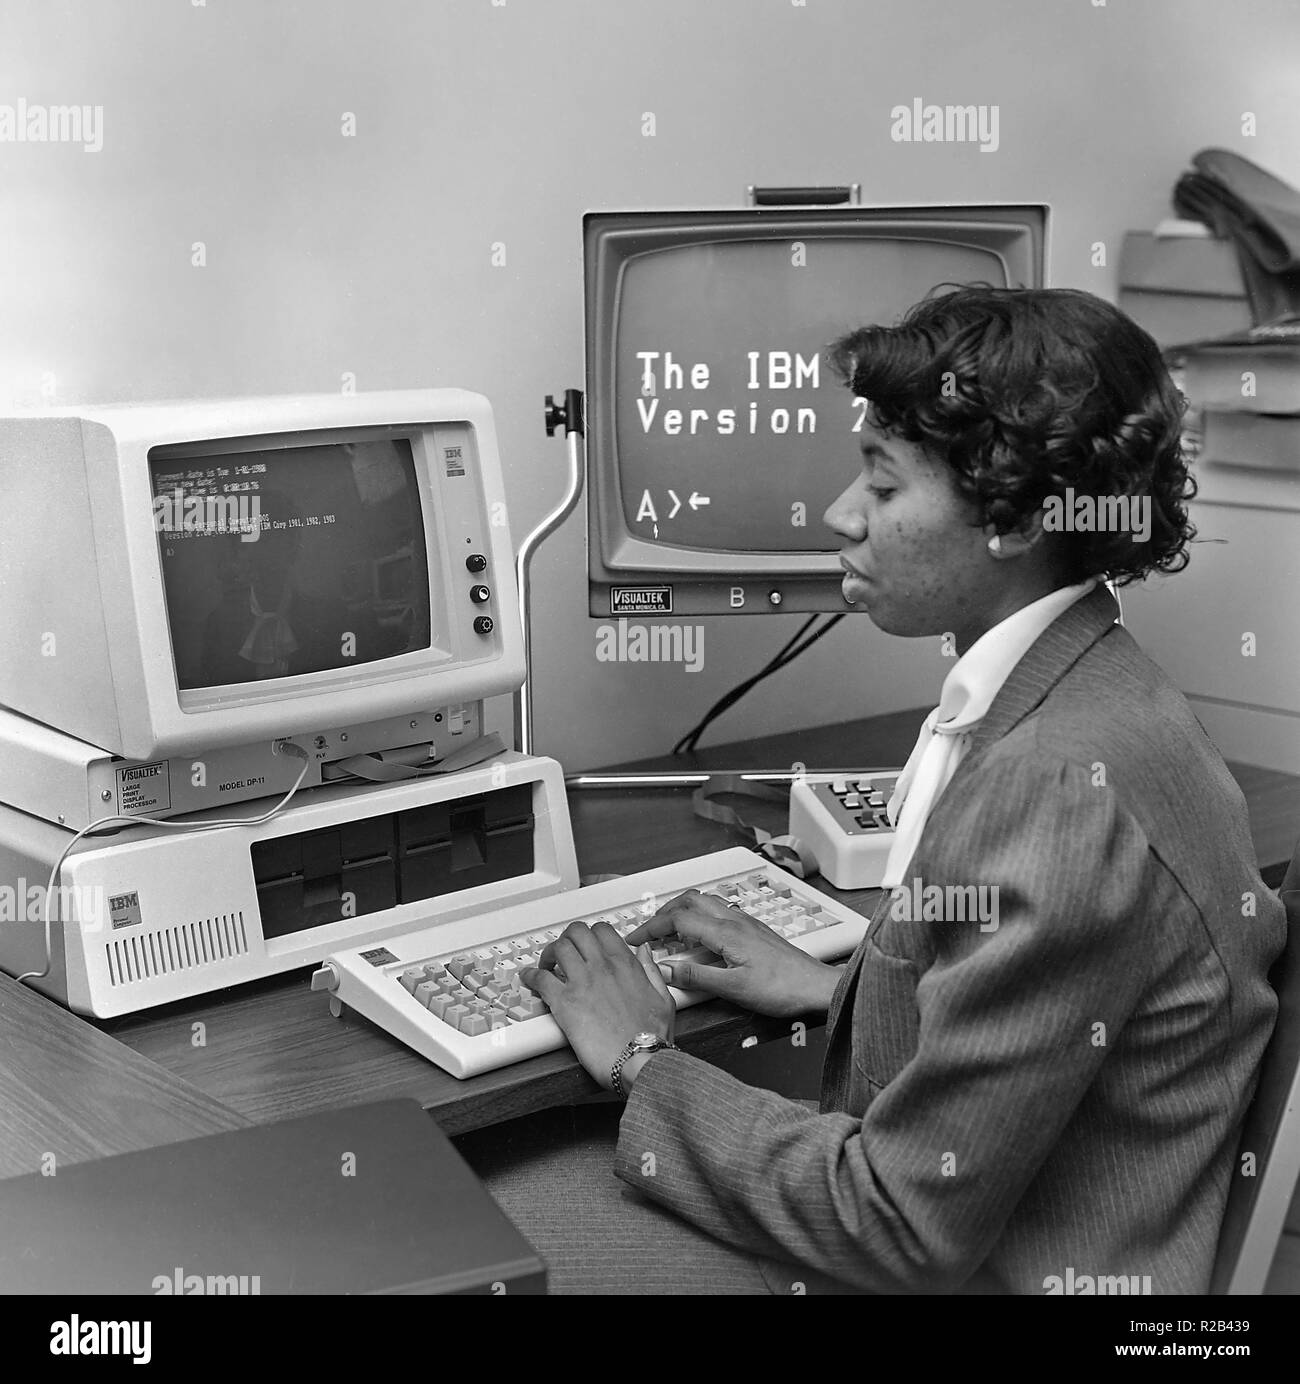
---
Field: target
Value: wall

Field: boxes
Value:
[2,0,1297,770]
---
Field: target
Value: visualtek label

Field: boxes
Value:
[115,761,171,815]
[611,586,672,614]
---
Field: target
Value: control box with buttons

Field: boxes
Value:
[787,772,900,890]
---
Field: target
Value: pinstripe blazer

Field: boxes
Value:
[614,585,1286,1294]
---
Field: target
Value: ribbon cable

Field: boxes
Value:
[330,732,508,783]
[691,773,819,879]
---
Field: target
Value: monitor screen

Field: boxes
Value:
[617,237,1005,554]
[586,207,1048,614]
[150,438,432,690]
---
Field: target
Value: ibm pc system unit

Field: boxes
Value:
[0,390,578,1017]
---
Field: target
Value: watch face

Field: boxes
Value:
[633,1031,660,1048]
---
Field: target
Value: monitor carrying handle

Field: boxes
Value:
[747,184,861,207]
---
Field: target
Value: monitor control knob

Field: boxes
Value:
[473,615,494,636]
[469,584,491,604]
[768,590,783,607]
[465,553,487,573]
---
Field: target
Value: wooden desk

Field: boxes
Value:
[0,971,248,1180]
[100,709,1300,1136]
[102,783,878,1135]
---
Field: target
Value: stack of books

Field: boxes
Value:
[1168,316,1300,473]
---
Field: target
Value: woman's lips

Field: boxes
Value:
[840,561,872,604]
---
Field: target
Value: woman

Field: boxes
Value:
[466,287,1285,1295]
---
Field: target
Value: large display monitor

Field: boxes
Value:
[0,391,523,759]
[584,205,1049,615]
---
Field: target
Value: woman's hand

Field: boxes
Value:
[625,889,843,1019]
[520,922,675,1092]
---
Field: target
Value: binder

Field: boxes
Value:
[0,1098,546,1294]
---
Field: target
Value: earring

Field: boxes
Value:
[987,535,1002,554]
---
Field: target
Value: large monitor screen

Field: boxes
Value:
[586,207,1047,614]
[617,238,1005,553]
[150,438,432,690]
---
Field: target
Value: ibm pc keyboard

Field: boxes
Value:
[313,847,870,1077]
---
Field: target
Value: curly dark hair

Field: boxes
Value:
[826,286,1197,585]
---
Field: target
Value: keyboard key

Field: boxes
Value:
[459,1013,489,1037]
[446,955,474,981]
[831,777,848,794]
[493,959,519,985]
[443,1003,470,1029]
[427,993,456,1020]
[413,981,440,1007]
[399,968,426,994]
[842,793,862,809]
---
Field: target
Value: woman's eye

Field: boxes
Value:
[867,486,895,499]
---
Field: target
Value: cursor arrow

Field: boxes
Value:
[667,489,682,519]
[689,491,711,510]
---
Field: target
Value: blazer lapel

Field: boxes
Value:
[964,583,1121,763]
[820,583,1122,1108]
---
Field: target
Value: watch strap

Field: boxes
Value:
[610,1036,678,1099]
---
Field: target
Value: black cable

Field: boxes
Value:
[672,616,818,755]
[680,615,842,753]
[672,614,845,755]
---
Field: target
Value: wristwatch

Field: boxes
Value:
[610,1031,679,1099]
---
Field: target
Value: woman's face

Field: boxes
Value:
[823,418,1006,654]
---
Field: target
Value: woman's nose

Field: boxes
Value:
[824,480,867,542]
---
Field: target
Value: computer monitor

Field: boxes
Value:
[584,205,1049,616]
[0,391,523,760]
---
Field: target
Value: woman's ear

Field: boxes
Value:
[986,507,1047,559]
